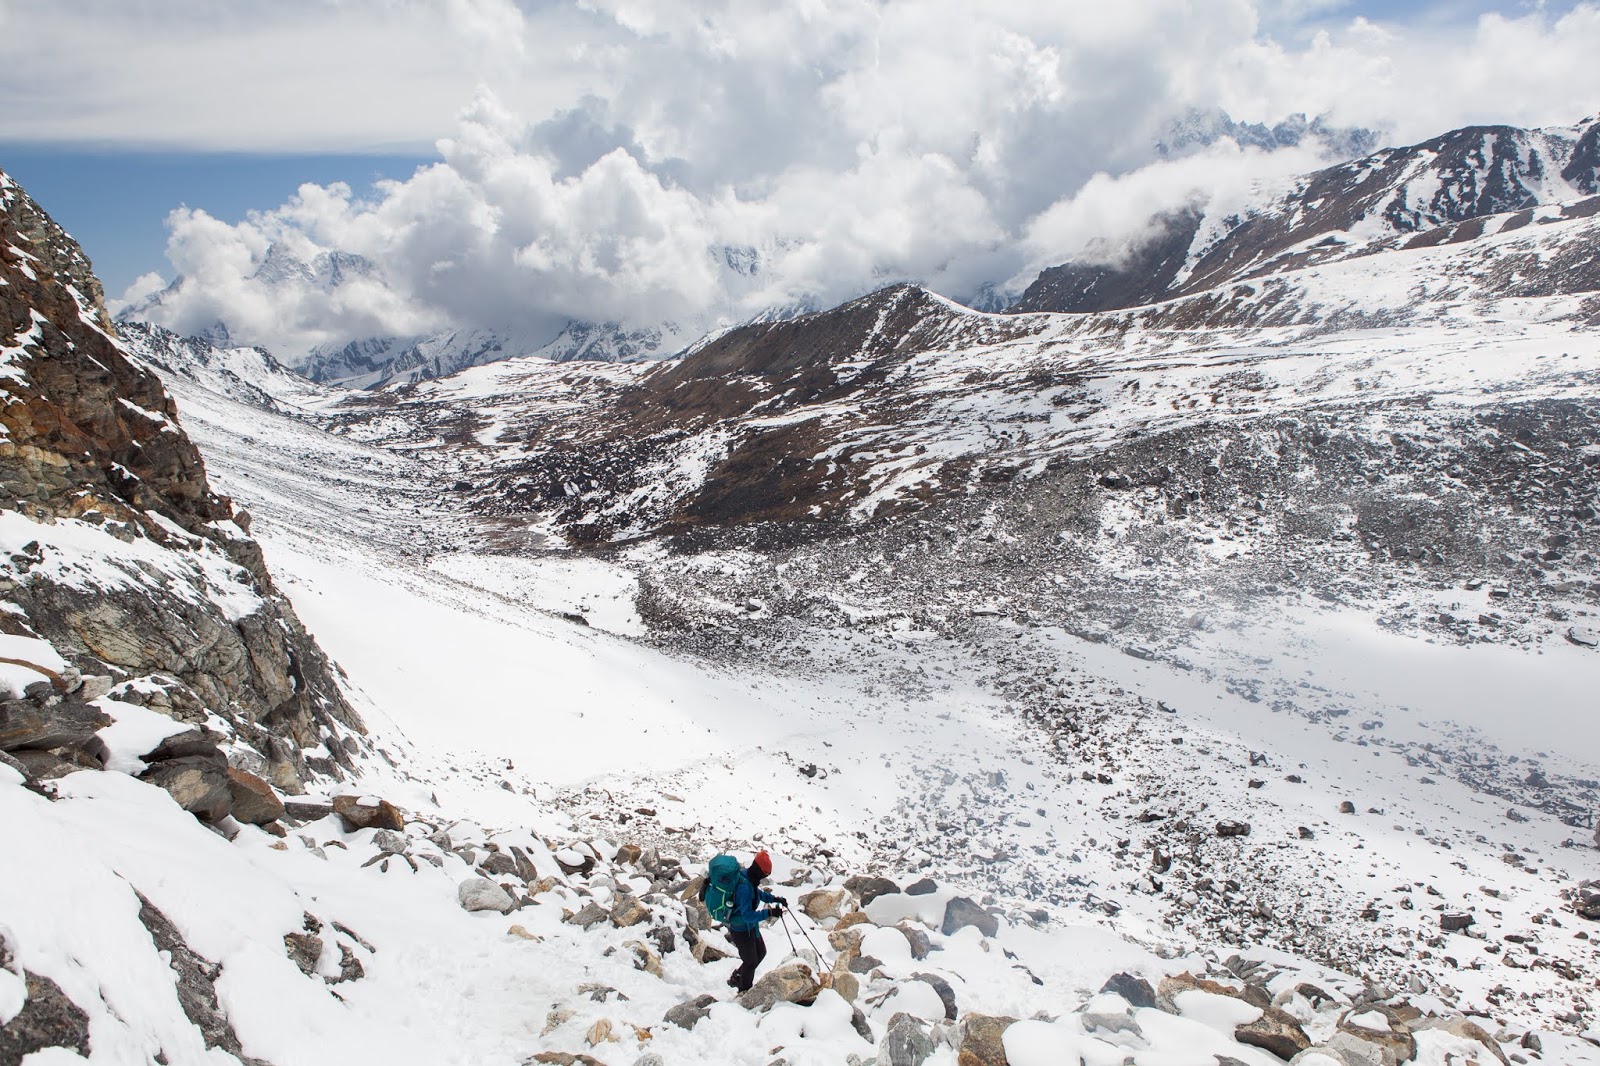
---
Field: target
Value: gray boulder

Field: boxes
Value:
[845,875,902,906]
[941,896,998,937]
[0,698,110,752]
[0,970,92,1061]
[1235,1006,1312,1061]
[1100,972,1157,1009]
[458,878,515,914]
[737,961,822,1012]
[879,1011,937,1066]
[909,973,957,1021]
[663,993,717,1030]
[141,756,233,821]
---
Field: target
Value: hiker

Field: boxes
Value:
[706,850,787,993]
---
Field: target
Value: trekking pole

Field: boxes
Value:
[776,907,799,955]
[781,907,826,962]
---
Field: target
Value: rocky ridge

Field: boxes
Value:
[0,166,366,801]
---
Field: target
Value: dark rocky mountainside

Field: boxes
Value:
[0,167,364,798]
[1013,117,1600,314]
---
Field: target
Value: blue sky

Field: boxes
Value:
[1,0,1594,354]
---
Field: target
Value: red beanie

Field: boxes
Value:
[753,850,773,875]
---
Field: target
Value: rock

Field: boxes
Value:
[481,852,517,877]
[663,994,718,1030]
[880,1011,938,1066]
[1158,973,1271,1011]
[10,747,98,780]
[225,768,285,825]
[1288,1051,1363,1066]
[850,1005,874,1043]
[0,698,111,752]
[956,1013,1016,1066]
[1336,1005,1416,1063]
[1235,1006,1313,1061]
[897,923,932,960]
[332,794,405,832]
[1568,626,1599,647]
[846,875,902,906]
[372,829,409,855]
[610,895,653,928]
[586,1018,618,1045]
[282,799,334,822]
[1441,912,1475,932]
[1410,1016,1511,1065]
[801,888,851,921]
[140,729,228,764]
[614,842,643,864]
[691,938,729,964]
[1100,972,1157,1009]
[530,1053,606,1065]
[633,1055,665,1066]
[941,896,998,937]
[1216,819,1251,838]
[458,878,515,914]
[624,940,663,977]
[284,927,327,978]
[554,847,596,877]
[1573,881,1600,920]
[905,877,938,896]
[737,961,822,1012]
[141,756,233,821]
[827,968,861,1003]
[1340,801,1357,814]
[0,968,92,1061]
[133,893,257,1056]
[910,973,958,1021]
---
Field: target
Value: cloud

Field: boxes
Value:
[68,2,1600,360]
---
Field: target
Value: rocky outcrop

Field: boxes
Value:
[0,167,364,798]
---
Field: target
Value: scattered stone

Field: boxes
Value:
[610,895,653,928]
[1336,1005,1416,1063]
[1573,881,1600,920]
[1100,972,1157,1009]
[905,878,938,896]
[566,902,610,930]
[1216,820,1251,838]
[942,896,999,938]
[896,923,932,960]
[624,940,663,978]
[663,994,718,1030]
[332,794,405,832]
[1440,912,1475,932]
[458,878,516,914]
[956,1013,1016,1066]
[845,875,902,906]
[1339,801,1357,814]
[1410,1016,1511,1065]
[284,931,323,977]
[586,1018,618,1046]
[800,889,850,922]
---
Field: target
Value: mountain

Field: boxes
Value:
[0,166,365,795]
[1012,116,1600,314]
[1154,106,1380,160]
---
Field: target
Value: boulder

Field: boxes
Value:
[910,972,958,1021]
[141,756,232,821]
[566,902,610,930]
[141,729,228,764]
[905,877,939,896]
[372,829,409,855]
[1440,912,1475,932]
[610,895,653,928]
[880,1011,938,1066]
[845,874,902,906]
[1336,1006,1415,1064]
[1409,1016,1510,1065]
[825,968,860,1003]
[801,888,851,922]
[614,842,643,865]
[332,794,405,832]
[0,698,110,752]
[1100,972,1157,1009]
[737,961,822,1012]
[1235,1006,1313,1061]
[1216,819,1251,838]
[942,896,999,937]
[624,940,662,977]
[663,994,717,1030]
[956,1013,1016,1066]
[457,878,515,914]
[1158,972,1271,1012]
[284,932,323,976]
[225,768,284,825]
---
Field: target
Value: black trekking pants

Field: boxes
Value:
[729,926,767,992]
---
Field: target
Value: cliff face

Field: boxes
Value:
[0,167,363,796]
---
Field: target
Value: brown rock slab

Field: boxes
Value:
[226,768,284,825]
[957,1012,1016,1066]
[332,794,404,832]
[1235,1006,1313,1061]
[141,756,233,821]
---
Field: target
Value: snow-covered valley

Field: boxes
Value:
[5,115,1600,1065]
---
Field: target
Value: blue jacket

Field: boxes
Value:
[727,873,778,932]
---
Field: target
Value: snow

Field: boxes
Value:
[95,698,194,774]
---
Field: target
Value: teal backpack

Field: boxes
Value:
[703,854,743,924]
